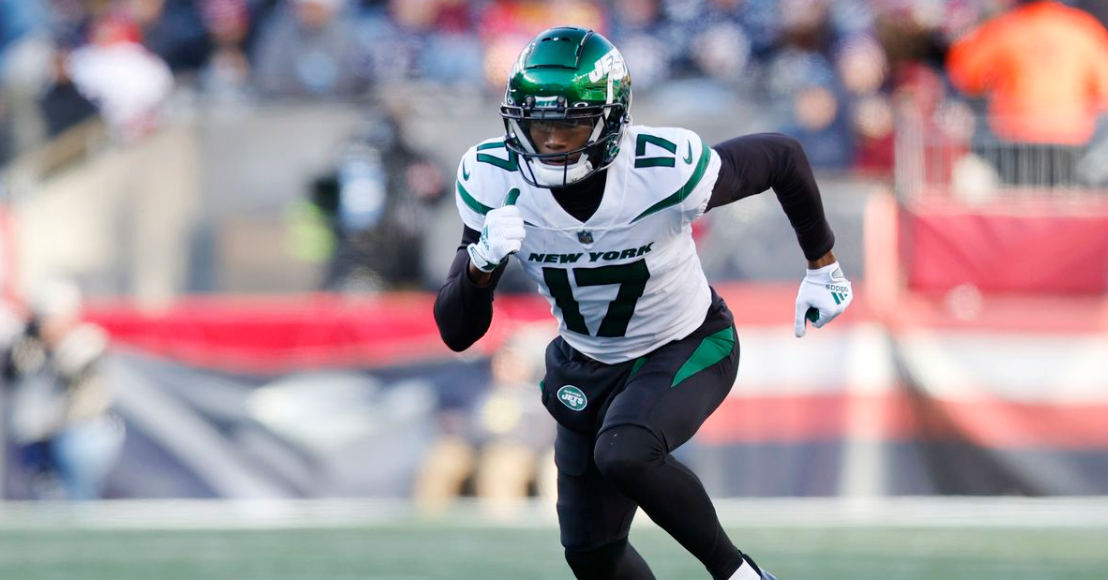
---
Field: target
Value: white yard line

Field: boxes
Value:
[1,497,1107,530]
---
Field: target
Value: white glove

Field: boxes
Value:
[794,262,852,338]
[467,205,525,272]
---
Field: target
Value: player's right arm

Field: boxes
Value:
[433,145,524,351]
[433,226,507,352]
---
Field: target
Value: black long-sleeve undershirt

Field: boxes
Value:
[433,226,507,351]
[433,132,835,352]
[707,133,835,261]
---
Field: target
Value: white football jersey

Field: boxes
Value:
[454,125,722,364]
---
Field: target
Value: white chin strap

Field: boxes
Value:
[529,155,594,187]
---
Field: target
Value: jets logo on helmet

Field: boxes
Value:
[588,49,627,85]
[500,27,632,188]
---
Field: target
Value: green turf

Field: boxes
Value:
[1,524,1105,580]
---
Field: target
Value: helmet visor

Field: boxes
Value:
[501,104,608,160]
[500,102,625,187]
[520,118,596,162]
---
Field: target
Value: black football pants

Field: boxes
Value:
[543,314,744,580]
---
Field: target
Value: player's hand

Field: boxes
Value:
[467,205,525,272]
[794,262,852,338]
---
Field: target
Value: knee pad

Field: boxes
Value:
[564,537,629,580]
[593,425,665,487]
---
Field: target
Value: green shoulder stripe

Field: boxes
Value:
[631,140,711,223]
[457,180,492,216]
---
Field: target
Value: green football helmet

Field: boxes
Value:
[500,27,632,188]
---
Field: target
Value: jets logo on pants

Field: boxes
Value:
[557,385,588,411]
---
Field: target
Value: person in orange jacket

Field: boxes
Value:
[947,0,1108,186]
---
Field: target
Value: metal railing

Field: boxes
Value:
[894,106,1108,205]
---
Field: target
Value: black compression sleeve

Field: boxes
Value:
[708,133,835,261]
[433,226,506,352]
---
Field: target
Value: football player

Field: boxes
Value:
[434,27,853,580]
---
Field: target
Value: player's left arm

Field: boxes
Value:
[707,133,851,337]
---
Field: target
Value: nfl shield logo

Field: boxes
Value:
[577,230,594,244]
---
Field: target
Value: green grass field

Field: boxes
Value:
[1,499,1106,580]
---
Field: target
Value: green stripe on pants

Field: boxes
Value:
[671,327,735,388]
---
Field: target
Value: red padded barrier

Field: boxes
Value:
[904,201,1108,294]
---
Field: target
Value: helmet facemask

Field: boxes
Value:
[501,98,627,188]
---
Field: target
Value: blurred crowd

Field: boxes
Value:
[5,0,1108,172]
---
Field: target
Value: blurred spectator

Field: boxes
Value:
[873,1,951,74]
[2,280,122,500]
[307,109,447,293]
[687,19,751,85]
[479,0,606,39]
[654,0,758,82]
[126,0,213,74]
[947,0,1108,186]
[408,0,485,86]
[413,326,555,518]
[252,0,370,97]
[730,0,782,60]
[782,81,854,170]
[834,34,894,172]
[65,12,174,141]
[778,0,834,54]
[478,0,606,90]
[37,42,100,139]
[0,0,53,160]
[198,0,253,101]
[355,0,483,87]
[354,1,424,85]
[826,0,875,38]
[850,92,895,173]
[835,34,887,98]
[764,47,836,103]
[609,0,670,89]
